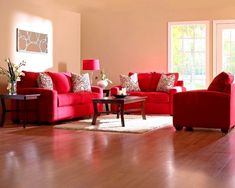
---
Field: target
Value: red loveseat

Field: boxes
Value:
[14,71,103,123]
[111,72,186,115]
[173,72,235,133]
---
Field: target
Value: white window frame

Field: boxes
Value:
[213,19,235,77]
[168,21,210,89]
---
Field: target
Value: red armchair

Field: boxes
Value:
[173,72,235,133]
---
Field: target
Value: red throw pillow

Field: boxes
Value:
[208,72,234,93]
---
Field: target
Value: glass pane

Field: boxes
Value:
[170,23,207,90]
[195,39,205,51]
[222,29,235,74]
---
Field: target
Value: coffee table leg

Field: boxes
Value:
[120,103,125,127]
[116,104,120,119]
[92,101,98,125]
[141,101,146,120]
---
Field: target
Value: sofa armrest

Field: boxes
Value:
[17,88,58,122]
[91,86,103,97]
[173,90,230,116]
[110,86,122,95]
[174,90,230,104]
[169,86,187,95]
[18,88,58,96]
[175,80,184,87]
[168,86,187,115]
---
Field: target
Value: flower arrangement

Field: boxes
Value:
[96,69,112,89]
[99,69,112,84]
[0,58,26,94]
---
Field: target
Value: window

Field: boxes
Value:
[168,21,209,90]
[213,20,235,76]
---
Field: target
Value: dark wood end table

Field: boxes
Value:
[92,96,147,127]
[0,93,41,128]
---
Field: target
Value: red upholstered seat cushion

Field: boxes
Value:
[128,91,170,103]
[58,92,100,107]
[128,72,153,91]
[17,71,40,88]
[208,72,234,93]
[47,72,72,93]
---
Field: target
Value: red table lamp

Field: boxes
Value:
[82,59,100,85]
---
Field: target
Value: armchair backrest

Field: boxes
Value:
[208,72,234,94]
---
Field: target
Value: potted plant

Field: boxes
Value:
[0,58,26,94]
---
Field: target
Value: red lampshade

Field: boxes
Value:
[82,59,100,70]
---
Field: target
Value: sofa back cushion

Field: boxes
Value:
[208,72,234,93]
[17,71,40,88]
[128,72,153,91]
[47,72,72,93]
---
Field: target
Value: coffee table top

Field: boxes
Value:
[92,96,147,104]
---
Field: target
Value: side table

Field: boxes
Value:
[0,94,41,128]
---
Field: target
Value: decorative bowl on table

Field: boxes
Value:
[113,94,128,98]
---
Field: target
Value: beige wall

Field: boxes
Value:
[73,0,235,87]
[0,0,80,92]
[2,0,235,89]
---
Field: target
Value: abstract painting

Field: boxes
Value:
[17,28,48,53]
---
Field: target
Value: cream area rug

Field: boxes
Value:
[54,115,173,134]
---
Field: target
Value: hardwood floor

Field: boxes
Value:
[0,123,235,188]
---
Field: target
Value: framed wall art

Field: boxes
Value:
[16,28,48,53]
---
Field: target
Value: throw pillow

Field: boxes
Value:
[37,73,53,90]
[156,74,175,92]
[120,73,140,92]
[71,73,91,92]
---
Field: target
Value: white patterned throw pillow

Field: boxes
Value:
[120,73,140,92]
[71,73,91,92]
[37,73,53,90]
[156,74,175,92]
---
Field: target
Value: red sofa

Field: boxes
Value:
[173,72,235,133]
[111,72,186,115]
[14,71,103,123]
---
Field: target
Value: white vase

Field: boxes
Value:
[97,80,108,89]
